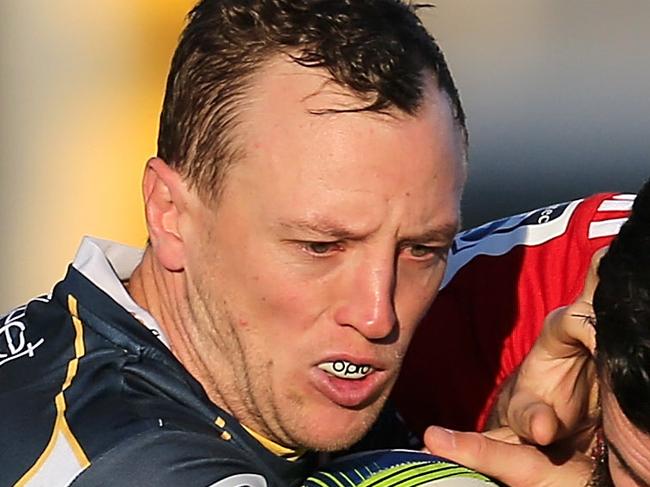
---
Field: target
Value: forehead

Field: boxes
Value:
[227,56,465,219]
[241,55,464,144]
[602,386,650,485]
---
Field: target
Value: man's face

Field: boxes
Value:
[601,385,650,486]
[181,57,465,450]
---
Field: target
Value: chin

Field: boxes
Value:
[288,401,383,452]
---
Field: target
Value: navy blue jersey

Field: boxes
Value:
[0,238,316,486]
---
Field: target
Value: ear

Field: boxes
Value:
[142,157,189,272]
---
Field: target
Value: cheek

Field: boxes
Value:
[245,267,325,327]
[394,263,445,333]
[218,242,308,316]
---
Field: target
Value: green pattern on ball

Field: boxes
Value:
[303,453,495,487]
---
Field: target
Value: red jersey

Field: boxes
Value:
[393,193,633,436]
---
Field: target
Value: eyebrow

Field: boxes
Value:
[277,219,460,243]
[399,223,460,244]
[604,434,650,487]
[277,219,360,240]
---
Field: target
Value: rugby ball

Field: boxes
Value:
[302,449,497,486]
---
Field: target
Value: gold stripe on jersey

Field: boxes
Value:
[240,423,306,462]
[214,416,233,441]
[15,295,90,486]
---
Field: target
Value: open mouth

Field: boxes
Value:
[317,360,374,380]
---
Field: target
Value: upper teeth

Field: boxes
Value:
[318,360,373,379]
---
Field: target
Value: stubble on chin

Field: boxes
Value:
[283,388,388,453]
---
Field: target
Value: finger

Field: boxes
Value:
[558,248,606,353]
[507,393,560,445]
[577,315,597,356]
[528,403,562,445]
[536,248,606,354]
[578,247,608,304]
[482,426,523,444]
[569,247,607,354]
[539,304,596,357]
[424,426,548,485]
[533,248,606,356]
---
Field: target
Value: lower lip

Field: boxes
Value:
[310,367,387,408]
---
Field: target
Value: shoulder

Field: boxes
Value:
[0,293,72,380]
[442,192,632,289]
[393,193,633,433]
[68,427,272,487]
[1,282,313,487]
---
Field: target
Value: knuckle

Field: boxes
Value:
[460,431,490,461]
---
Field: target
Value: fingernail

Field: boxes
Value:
[429,426,457,450]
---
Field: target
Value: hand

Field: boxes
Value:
[424,425,594,487]
[486,249,606,448]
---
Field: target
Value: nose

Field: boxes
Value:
[333,258,397,340]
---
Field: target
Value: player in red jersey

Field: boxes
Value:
[417,180,650,486]
[394,192,633,436]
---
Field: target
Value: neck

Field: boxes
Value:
[127,247,292,449]
[127,248,180,341]
[127,247,228,407]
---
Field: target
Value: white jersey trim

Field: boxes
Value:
[71,237,169,348]
[208,474,268,487]
[441,199,582,289]
[598,198,634,212]
[588,218,628,240]
[21,430,84,487]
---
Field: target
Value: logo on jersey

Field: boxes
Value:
[441,199,582,289]
[208,474,268,487]
[0,297,47,367]
[453,201,572,253]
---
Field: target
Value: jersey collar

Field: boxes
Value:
[240,424,307,462]
[71,236,170,348]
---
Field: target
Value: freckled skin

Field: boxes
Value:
[133,55,466,452]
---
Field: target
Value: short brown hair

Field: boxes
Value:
[157,0,467,200]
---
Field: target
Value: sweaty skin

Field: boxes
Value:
[129,55,466,451]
